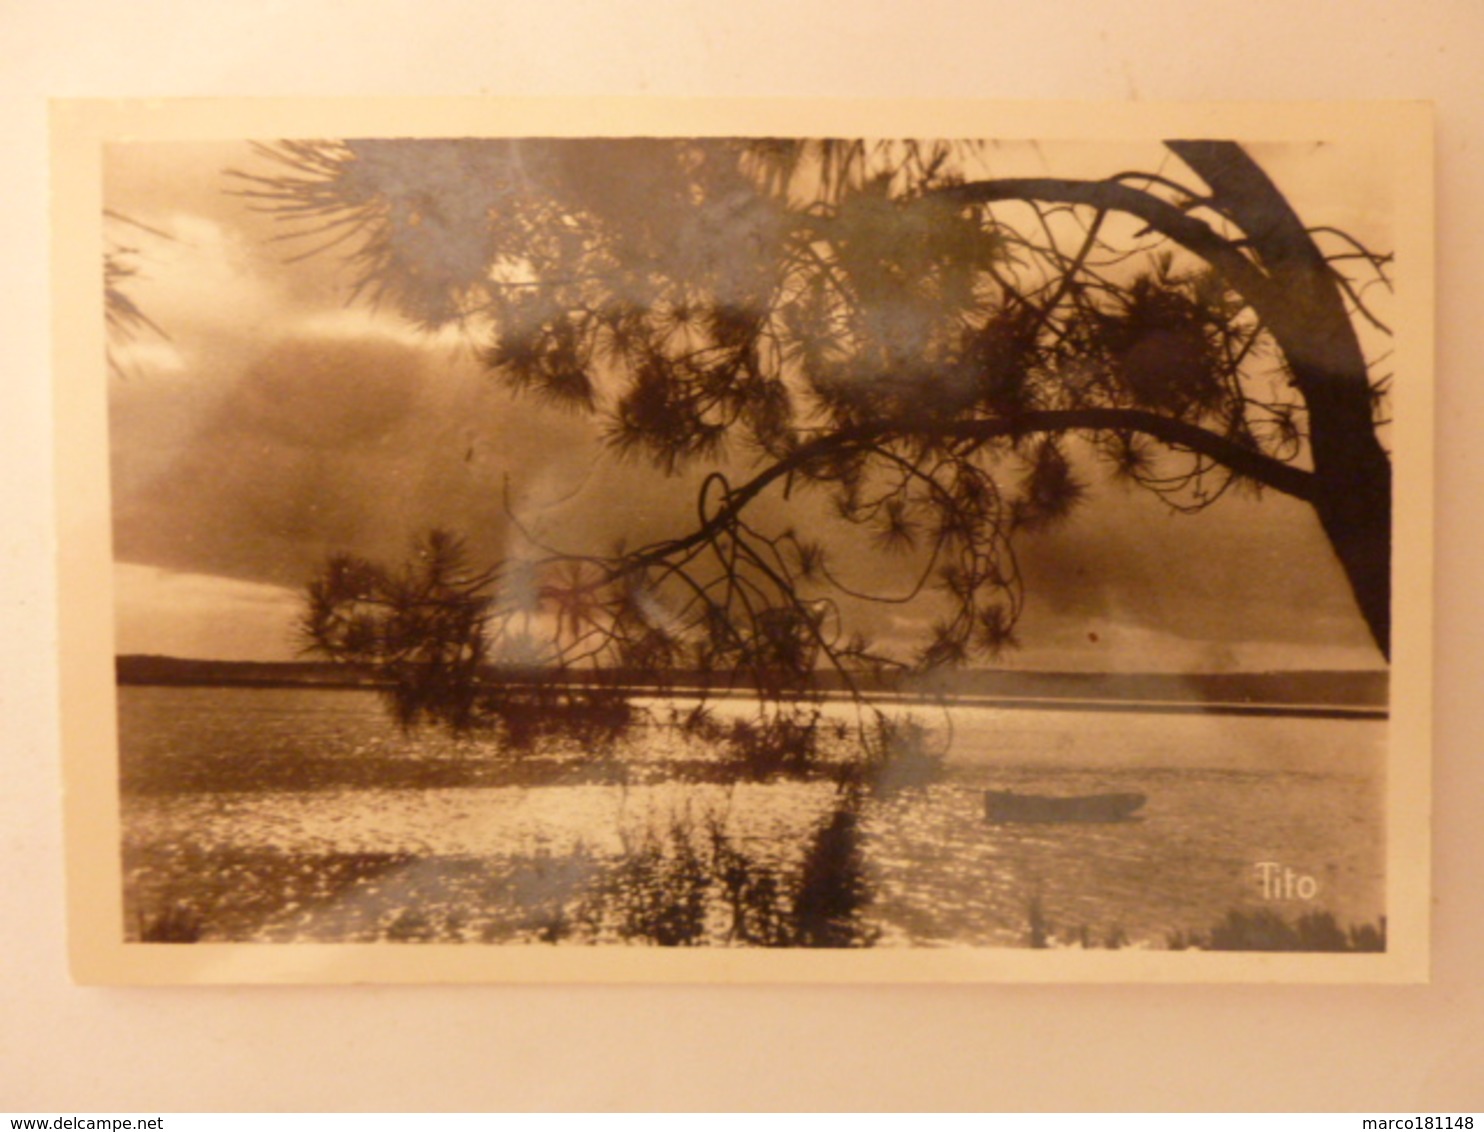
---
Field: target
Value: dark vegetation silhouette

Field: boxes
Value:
[1168,908,1386,952]
[223,136,1393,737]
[579,792,875,947]
[137,900,204,943]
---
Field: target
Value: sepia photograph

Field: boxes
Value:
[54,99,1433,982]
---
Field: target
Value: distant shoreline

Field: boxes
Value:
[115,655,1389,720]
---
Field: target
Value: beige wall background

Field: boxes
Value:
[3,0,1481,1111]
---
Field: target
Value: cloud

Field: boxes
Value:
[1005,469,1382,666]
[109,323,724,595]
[113,564,304,661]
[113,331,598,587]
[101,138,1390,670]
[104,142,729,599]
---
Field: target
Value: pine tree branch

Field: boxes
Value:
[627,407,1316,575]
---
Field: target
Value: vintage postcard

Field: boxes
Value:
[53,99,1433,983]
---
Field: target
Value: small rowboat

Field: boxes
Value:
[984,789,1146,824]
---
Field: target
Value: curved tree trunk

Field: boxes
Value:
[1167,141,1393,661]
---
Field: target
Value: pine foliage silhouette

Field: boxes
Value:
[233,137,1395,725]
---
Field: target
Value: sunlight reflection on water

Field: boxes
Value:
[119,686,1385,947]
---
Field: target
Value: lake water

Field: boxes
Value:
[117,685,1386,948]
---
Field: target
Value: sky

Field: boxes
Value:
[102,135,1394,672]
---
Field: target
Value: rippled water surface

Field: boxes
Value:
[118,686,1385,947]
